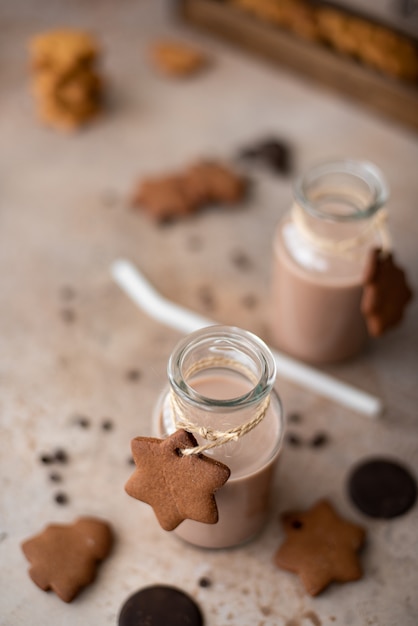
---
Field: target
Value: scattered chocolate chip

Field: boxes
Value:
[60,285,76,301]
[126,369,141,382]
[348,457,417,519]
[310,432,330,448]
[40,453,54,465]
[238,137,292,175]
[118,586,204,626]
[73,415,90,428]
[197,285,215,311]
[198,577,212,588]
[54,492,69,505]
[54,449,68,463]
[49,472,62,483]
[102,419,114,431]
[287,412,302,424]
[285,432,303,447]
[231,250,252,271]
[60,308,76,324]
[241,294,258,309]
[128,456,135,466]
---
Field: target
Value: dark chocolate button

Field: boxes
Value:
[118,585,204,626]
[348,458,417,519]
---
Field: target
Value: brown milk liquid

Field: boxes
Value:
[270,216,369,364]
[156,373,282,549]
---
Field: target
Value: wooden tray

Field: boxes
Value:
[177,0,418,131]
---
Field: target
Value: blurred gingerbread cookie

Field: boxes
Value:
[361,247,413,336]
[29,29,104,131]
[150,40,209,78]
[131,159,247,222]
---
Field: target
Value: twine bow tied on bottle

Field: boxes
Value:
[169,356,271,456]
[291,203,392,259]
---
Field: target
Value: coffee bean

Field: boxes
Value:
[54,449,68,463]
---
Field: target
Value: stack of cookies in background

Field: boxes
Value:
[30,29,104,131]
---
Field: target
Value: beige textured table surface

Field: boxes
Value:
[1,1,418,625]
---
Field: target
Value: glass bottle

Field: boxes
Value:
[270,159,389,364]
[153,325,284,549]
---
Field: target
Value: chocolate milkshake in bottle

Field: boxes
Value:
[270,160,389,364]
[153,325,284,549]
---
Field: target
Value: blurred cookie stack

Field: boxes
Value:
[30,29,103,131]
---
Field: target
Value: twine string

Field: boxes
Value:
[170,356,271,456]
[292,203,392,258]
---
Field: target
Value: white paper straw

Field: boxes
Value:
[111,259,383,418]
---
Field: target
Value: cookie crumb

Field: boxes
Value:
[54,492,69,505]
[40,453,54,465]
[287,412,302,424]
[54,449,68,463]
[197,285,215,311]
[285,433,303,447]
[231,250,252,271]
[60,308,76,324]
[241,294,257,309]
[49,472,62,483]
[310,432,330,448]
[126,369,141,382]
[72,414,90,428]
[60,285,76,301]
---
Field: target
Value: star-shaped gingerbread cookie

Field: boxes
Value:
[361,248,413,336]
[21,517,113,602]
[125,429,231,531]
[274,500,366,596]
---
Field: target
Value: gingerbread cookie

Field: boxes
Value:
[21,516,113,602]
[29,29,104,132]
[361,248,413,336]
[274,500,366,596]
[132,175,196,221]
[185,160,247,205]
[150,40,209,77]
[131,160,247,222]
[125,429,230,530]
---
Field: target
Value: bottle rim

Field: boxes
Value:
[167,325,277,410]
[293,159,389,222]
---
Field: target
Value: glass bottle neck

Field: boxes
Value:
[168,325,276,413]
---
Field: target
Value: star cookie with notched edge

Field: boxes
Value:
[274,500,366,596]
[125,429,231,531]
[361,247,413,336]
[21,517,113,602]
